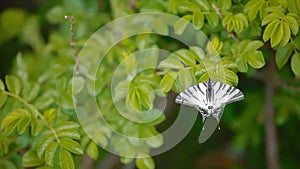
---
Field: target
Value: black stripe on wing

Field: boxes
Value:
[175,82,207,108]
[213,81,244,107]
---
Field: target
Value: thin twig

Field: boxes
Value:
[65,15,80,75]
[211,3,238,42]
[275,79,300,92]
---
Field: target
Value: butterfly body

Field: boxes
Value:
[175,78,244,123]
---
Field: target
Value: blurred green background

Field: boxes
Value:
[1,0,300,169]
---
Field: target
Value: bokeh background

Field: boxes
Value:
[1,0,300,169]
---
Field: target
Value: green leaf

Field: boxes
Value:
[69,76,85,94]
[263,21,276,42]
[265,7,284,17]
[224,69,239,86]
[270,21,283,47]
[244,40,264,52]
[193,11,204,29]
[37,134,56,159]
[145,134,163,148]
[0,161,17,169]
[120,156,134,164]
[294,36,300,51]
[34,94,54,110]
[55,121,80,131]
[43,109,56,122]
[0,79,5,90]
[175,49,196,66]
[174,15,192,35]
[158,58,184,70]
[59,149,74,169]
[291,53,300,77]
[286,0,300,15]
[276,43,294,69]
[22,150,45,167]
[247,51,265,68]
[114,81,129,101]
[0,90,8,108]
[87,141,99,160]
[1,108,30,134]
[177,2,199,12]
[153,18,169,35]
[17,114,31,134]
[178,69,193,90]
[56,129,81,140]
[262,13,281,26]
[190,46,205,62]
[236,55,248,72]
[134,86,153,111]
[235,13,248,28]
[218,0,231,10]
[21,82,40,102]
[46,5,65,24]
[160,73,177,93]
[0,9,26,42]
[45,142,58,167]
[60,138,83,155]
[280,22,291,46]
[5,75,22,95]
[206,13,219,28]
[284,15,299,35]
[136,157,155,169]
[31,119,44,136]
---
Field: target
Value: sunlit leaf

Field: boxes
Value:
[178,69,193,90]
[193,11,204,29]
[261,13,281,26]
[291,53,300,77]
[5,75,22,95]
[43,109,56,122]
[22,150,45,167]
[60,138,83,155]
[160,73,177,93]
[247,51,265,69]
[175,49,196,66]
[136,157,155,169]
[174,15,192,35]
[206,13,219,28]
[69,76,85,95]
[284,15,299,35]
[87,141,99,160]
[59,149,74,169]
[22,82,40,102]
[45,142,58,167]
[158,58,184,70]
[0,90,8,108]
[276,43,294,69]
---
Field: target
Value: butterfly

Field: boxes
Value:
[175,78,244,123]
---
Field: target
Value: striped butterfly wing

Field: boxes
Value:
[175,79,244,121]
[211,80,244,108]
[175,81,208,109]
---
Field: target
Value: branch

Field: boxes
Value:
[211,3,238,42]
[275,79,300,92]
[65,15,80,75]
[264,49,280,169]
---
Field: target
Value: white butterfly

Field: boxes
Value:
[175,78,244,123]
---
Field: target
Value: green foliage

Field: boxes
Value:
[0,0,300,169]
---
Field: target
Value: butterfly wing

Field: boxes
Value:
[212,81,244,108]
[175,82,208,109]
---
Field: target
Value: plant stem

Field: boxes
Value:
[264,49,279,169]
[4,91,61,143]
[65,15,80,76]
[211,3,238,42]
